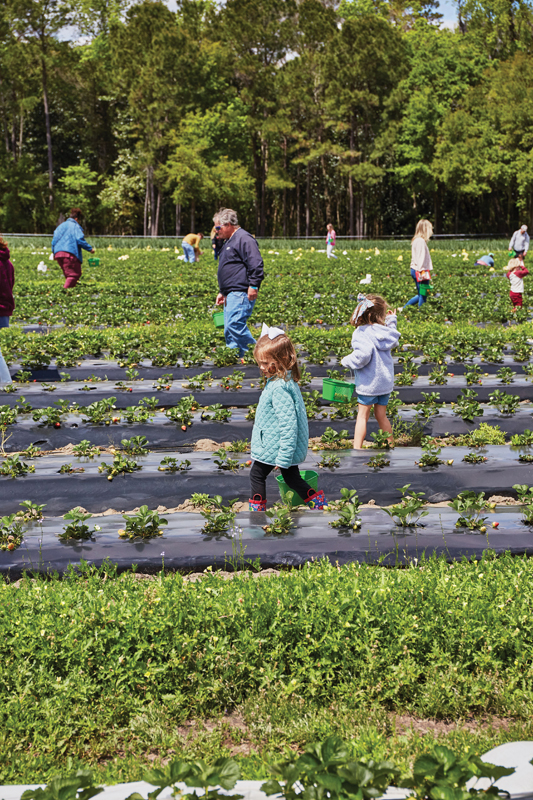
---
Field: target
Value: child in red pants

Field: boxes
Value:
[507,257,529,311]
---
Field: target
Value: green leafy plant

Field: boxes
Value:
[262,506,296,536]
[190,492,211,508]
[21,770,103,800]
[519,453,533,463]
[213,449,243,472]
[219,369,245,390]
[366,454,390,469]
[318,453,341,469]
[329,490,362,530]
[385,390,402,419]
[428,365,449,385]
[98,454,141,480]
[370,429,392,449]
[320,427,349,446]
[123,404,155,424]
[17,500,46,520]
[202,404,232,422]
[121,436,149,455]
[488,389,520,415]
[404,745,514,800]
[449,491,488,530]
[496,366,516,384]
[183,371,213,391]
[0,454,35,478]
[59,508,100,541]
[262,736,398,800]
[82,397,118,425]
[125,366,140,381]
[15,370,32,384]
[511,428,533,446]
[302,390,322,419]
[466,424,506,447]
[383,484,428,527]
[416,439,444,468]
[245,403,258,421]
[158,456,191,472]
[58,462,85,474]
[453,389,483,423]
[227,439,250,452]
[200,495,238,535]
[21,442,43,458]
[119,505,168,540]
[134,756,242,800]
[462,451,487,464]
[415,392,444,420]
[0,513,25,551]
[152,373,174,390]
[0,405,18,427]
[513,483,533,524]
[166,395,199,426]
[72,440,100,458]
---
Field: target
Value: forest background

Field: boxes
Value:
[2,0,533,239]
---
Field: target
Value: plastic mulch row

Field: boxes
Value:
[2,506,533,579]
[1,446,531,515]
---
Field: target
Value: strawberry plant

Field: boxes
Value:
[511,429,533,446]
[329,489,362,530]
[183,371,213,391]
[227,439,250,452]
[462,451,487,464]
[219,370,244,390]
[72,440,100,458]
[0,455,35,477]
[202,404,231,422]
[123,404,155,424]
[58,463,85,474]
[200,495,238,535]
[449,491,488,530]
[497,366,516,384]
[465,364,483,385]
[17,500,45,520]
[383,484,428,527]
[415,392,444,420]
[513,484,533,524]
[212,346,239,367]
[416,439,444,468]
[370,430,392,449]
[158,456,191,472]
[21,443,42,458]
[428,365,449,385]
[213,449,243,472]
[98,454,141,480]
[0,514,25,551]
[121,436,149,455]
[119,505,168,540]
[519,453,533,463]
[320,427,349,446]
[166,395,199,426]
[488,390,520,415]
[59,508,100,541]
[302,390,321,419]
[366,454,390,469]
[82,397,118,424]
[245,403,258,420]
[318,453,341,469]
[0,405,18,427]
[263,506,296,536]
[453,389,483,423]
[152,373,174,390]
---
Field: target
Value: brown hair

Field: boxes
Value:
[253,333,301,383]
[0,236,8,250]
[70,207,83,220]
[350,294,388,327]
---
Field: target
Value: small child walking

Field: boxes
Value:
[341,294,400,449]
[507,257,529,311]
[249,324,326,511]
[326,224,338,259]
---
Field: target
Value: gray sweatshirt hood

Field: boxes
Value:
[358,321,401,351]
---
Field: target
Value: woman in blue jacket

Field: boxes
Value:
[51,208,95,288]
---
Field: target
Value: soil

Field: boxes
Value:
[390,712,515,735]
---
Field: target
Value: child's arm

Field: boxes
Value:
[384,313,398,329]
[271,384,298,469]
[340,333,373,370]
[515,267,529,278]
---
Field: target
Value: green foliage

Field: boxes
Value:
[120,436,149,456]
[119,506,168,540]
[405,746,514,800]
[98,454,141,480]
[158,457,191,473]
[449,491,488,530]
[383,484,428,527]
[0,455,35,478]
[263,507,296,536]
[200,496,238,535]
[60,509,99,542]
[0,514,25,551]
[21,770,103,800]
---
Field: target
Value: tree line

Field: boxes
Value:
[2,0,533,238]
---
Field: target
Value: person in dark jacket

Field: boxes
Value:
[0,236,14,328]
[51,208,95,288]
[214,208,264,357]
[0,236,13,383]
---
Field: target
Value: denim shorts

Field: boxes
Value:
[356,392,390,406]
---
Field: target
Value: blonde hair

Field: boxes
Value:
[350,294,388,327]
[0,236,8,251]
[507,257,522,271]
[412,219,433,242]
[253,334,301,382]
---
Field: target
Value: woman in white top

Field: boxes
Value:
[403,219,433,309]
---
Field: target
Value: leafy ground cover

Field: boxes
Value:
[1,555,533,783]
[5,243,530,330]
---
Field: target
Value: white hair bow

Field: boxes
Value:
[261,323,285,340]
[354,293,374,322]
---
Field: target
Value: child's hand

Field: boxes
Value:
[387,308,396,315]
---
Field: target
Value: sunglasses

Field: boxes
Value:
[215,225,222,231]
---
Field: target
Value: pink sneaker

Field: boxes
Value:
[249,495,266,511]
[305,490,327,510]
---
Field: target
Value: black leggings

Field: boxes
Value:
[250,460,314,501]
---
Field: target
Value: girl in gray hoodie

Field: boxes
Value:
[341,294,400,449]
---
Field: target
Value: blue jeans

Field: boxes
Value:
[182,242,195,262]
[224,292,256,356]
[0,316,9,328]
[404,268,428,308]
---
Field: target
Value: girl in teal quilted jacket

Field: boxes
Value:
[249,326,326,511]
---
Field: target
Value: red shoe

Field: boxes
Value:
[249,494,266,511]
[305,489,327,510]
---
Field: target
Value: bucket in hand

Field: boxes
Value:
[88,257,100,266]
[213,311,225,328]
[276,470,318,507]
[322,378,355,404]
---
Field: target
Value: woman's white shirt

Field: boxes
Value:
[410,237,433,271]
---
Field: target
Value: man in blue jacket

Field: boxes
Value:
[52,208,95,288]
[214,207,264,358]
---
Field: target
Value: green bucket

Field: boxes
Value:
[213,311,225,328]
[276,470,318,507]
[88,257,100,266]
[322,378,355,404]
[419,282,431,296]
